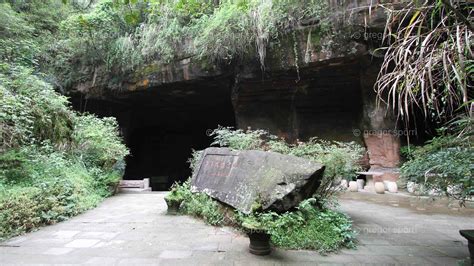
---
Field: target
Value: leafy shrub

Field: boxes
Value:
[210,126,363,179]
[166,180,224,226]
[0,64,73,150]
[210,127,267,150]
[237,198,356,253]
[0,140,123,240]
[0,148,120,240]
[46,0,133,86]
[0,187,42,238]
[168,182,356,254]
[0,3,39,67]
[165,180,192,203]
[72,114,129,170]
[192,1,254,62]
[187,149,203,175]
[209,126,364,200]
[181,192,224,226]
[401,134,473,203]
[265,199,356,253]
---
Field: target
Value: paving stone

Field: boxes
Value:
[117,258,160,265]
[192,243,219,252]
[85,257,119,264]
[20,238,72,247]
[76,231,119,240]
[64,239,101,248]
[159,250,193,259]
[43,247,74,255]
[52,230,80,238]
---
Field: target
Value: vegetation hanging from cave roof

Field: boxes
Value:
[45,0,331,90]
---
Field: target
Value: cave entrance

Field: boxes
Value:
[73,80,235,191]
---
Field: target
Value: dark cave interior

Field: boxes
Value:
[71,80,235,191]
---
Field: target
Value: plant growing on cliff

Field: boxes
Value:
[374,0,473,204]
[47,0,331,89]
[375,0,473,125]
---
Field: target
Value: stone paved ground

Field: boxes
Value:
[0,192,472,265]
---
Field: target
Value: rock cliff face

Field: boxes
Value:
[71,1,406,188]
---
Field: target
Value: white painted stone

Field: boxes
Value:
[387,182,398,193]
[383,180,390,191]
[340,179,348,188]
[407,182,415,193]
[374,182,385,194]
[349,181,358,192]
[356,179,365,190]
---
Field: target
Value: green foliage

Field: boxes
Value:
[72,114,128,170]
[180,192,224,226]
[287,138,364,181]
[165,180,192,203]
[376,1,472,125]
[238,198,356,253]
[192,1,254,62]
[401,133,473,203]
[169,181,357,254]
[210,127,266,150]
[0,64,73,150]
[46,0,331,89]
[0,147,107,240]
[187,149,203,175]
[166,181,224,226]
[0,0,71,67]
[210,126,364,181]
[269,201,356,253]
[0,65,128,240]
[209,126,364,202]
[0,0,130,241]
[46,0,132,86]
[0,3,38,66]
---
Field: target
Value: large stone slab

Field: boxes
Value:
[191,147,325,214]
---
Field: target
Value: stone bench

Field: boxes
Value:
[118,178,151,193]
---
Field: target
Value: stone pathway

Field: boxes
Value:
[0,192,472,265]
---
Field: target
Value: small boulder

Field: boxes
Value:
[387,182,398,193]
[349,181,358,192]
[375,182,385,194]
